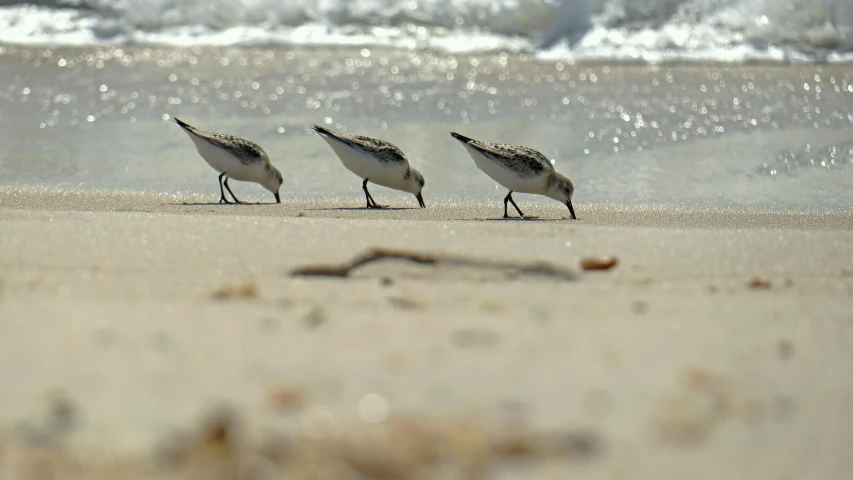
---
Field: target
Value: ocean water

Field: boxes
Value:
[2,0,853,61]
[0,0,852,211]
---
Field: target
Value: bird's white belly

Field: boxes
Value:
[465,147,546,194]
[325,140,409,191]
[191,137,261,182]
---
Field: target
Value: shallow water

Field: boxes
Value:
[1,45,852,211]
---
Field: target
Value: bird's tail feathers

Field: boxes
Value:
[450,131,474,143]
[312,124,335,136]
[172,117,196,131]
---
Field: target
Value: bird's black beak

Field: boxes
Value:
[416,192,426,208]
[566,200,576,219]
[274,192,281,204]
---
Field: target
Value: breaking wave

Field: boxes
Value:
[1,0,852,62]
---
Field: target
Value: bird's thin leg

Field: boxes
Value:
[218,172,231,204]
[367,189,383,208]
[504,191,525,218]
[503,193,510,218]
[223,177,243,204]
[362,179,385,208]
[362,178,374,208]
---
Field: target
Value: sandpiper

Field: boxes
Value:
[173,117,283,204]
[312,125,425,209]
[450,132,576,219]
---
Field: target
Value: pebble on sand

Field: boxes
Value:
[581,256,619,271]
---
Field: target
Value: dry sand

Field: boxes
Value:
[1,186,852,479]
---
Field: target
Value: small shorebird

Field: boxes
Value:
[173,117,283,204]
[450,132,576,219]
[312,125,426,209]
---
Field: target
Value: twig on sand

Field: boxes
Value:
[290,247,578,280]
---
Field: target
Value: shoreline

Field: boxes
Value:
[3,42,853,67]
[2,186,852,231]
[3,47,853,213]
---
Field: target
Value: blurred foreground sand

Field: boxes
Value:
[1,187,852,479]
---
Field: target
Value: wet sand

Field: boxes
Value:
[1,187,853,479]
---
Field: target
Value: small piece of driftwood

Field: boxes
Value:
[290,247,577,281]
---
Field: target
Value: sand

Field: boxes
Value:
[1,186,853,479]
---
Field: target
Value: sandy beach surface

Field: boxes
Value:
[1,186,852,479]
[3,0,853,474]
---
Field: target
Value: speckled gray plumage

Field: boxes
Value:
[461,137,554,178]
[174,118,267,165]
[312,125,408,165]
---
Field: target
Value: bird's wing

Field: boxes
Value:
[175,118,265,165]
[313,125,407,165]
[204,132,267,165]
[469,140,555,177]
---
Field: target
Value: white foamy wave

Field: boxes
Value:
[1,0,852,63]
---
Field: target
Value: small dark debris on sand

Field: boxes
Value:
[10,392,79,455]
[158,405,241,467]
[47,392,78,435]
[303,306,327,329]
[211,281,258,300]
[267,386,306,413]
[631,300,648,314]
[580,256,619,271]
[777,339,795,361]
[748,276,772,289]
[386,296,423,310]
[289,247,577,281]
[491,427,604,462]
[451,328,502,349]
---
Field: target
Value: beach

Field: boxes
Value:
[1,187,852,479]
[2,1,853,473]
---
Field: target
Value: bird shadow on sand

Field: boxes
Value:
[175,202,276,206]
[484,216,549,222]
[307,206,420,212]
